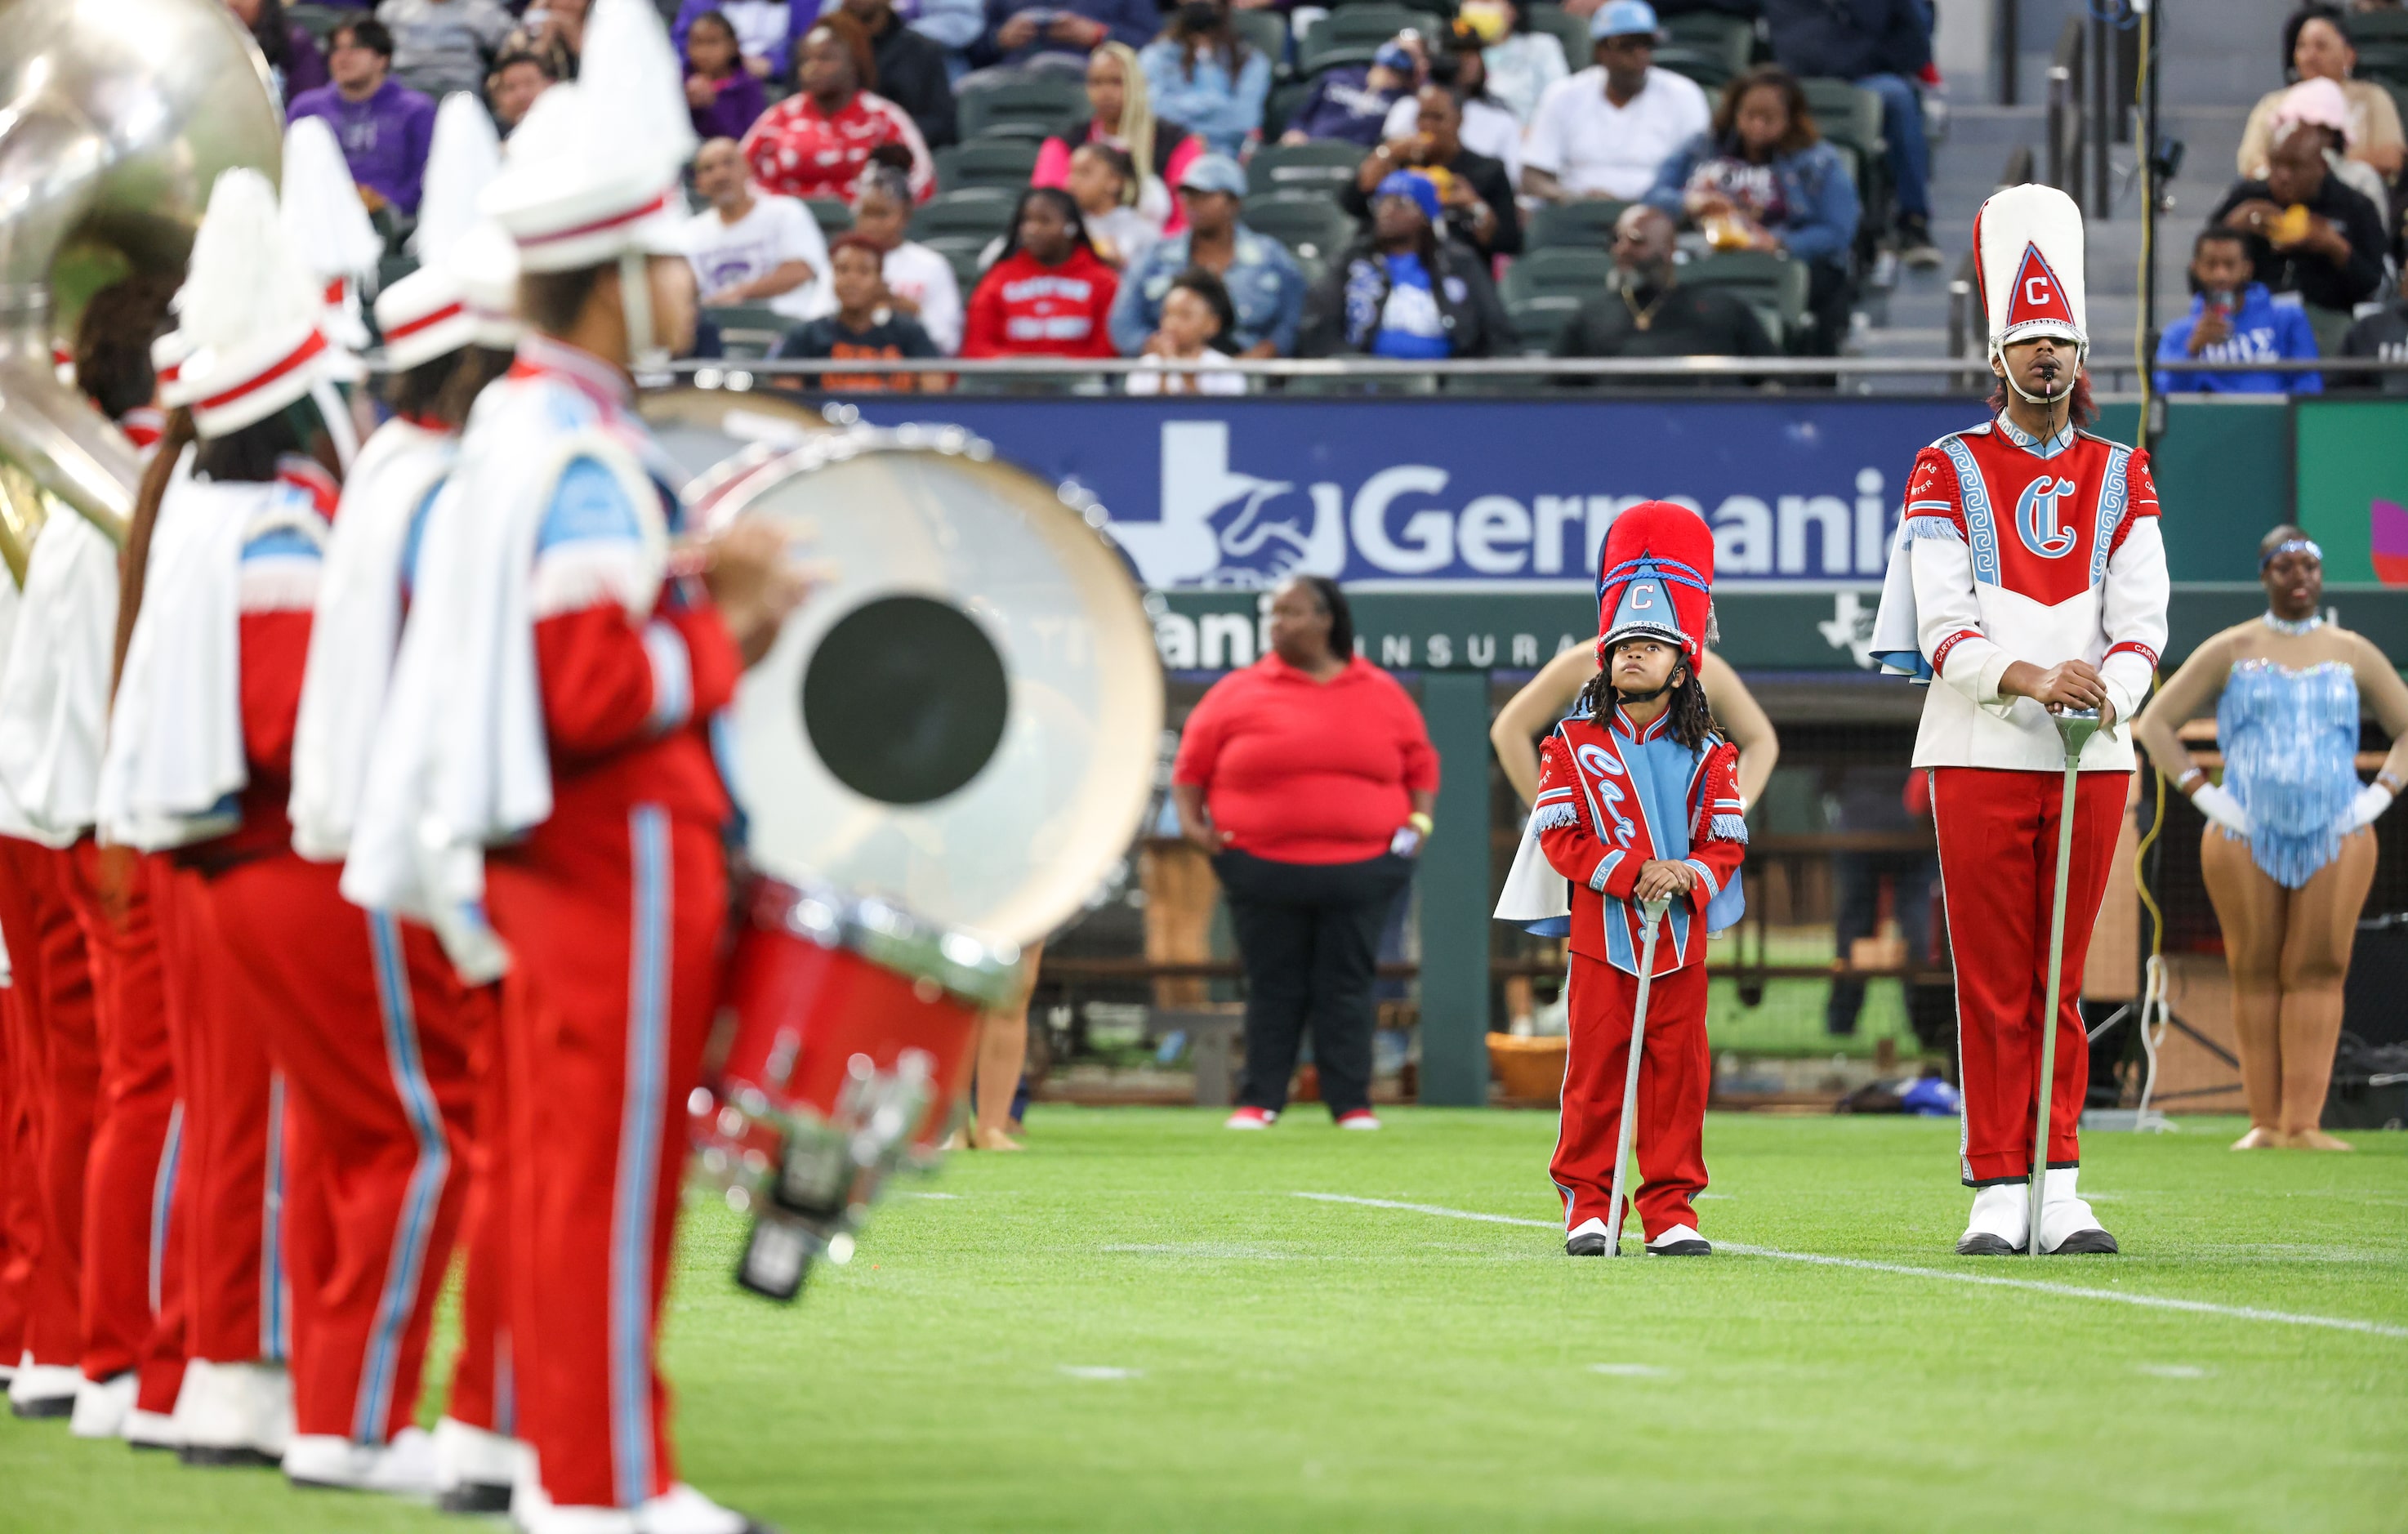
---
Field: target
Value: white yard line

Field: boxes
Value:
[1291,1193,2408,1340]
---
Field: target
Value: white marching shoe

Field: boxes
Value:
[69,1371,136,1438]
[435,1415,525,1514]
[1644,1224,1712,1256]
[174,1359,293,1467]
[2036,1166,2119,1255]
[123,1404,181,1451]
[7,1354,82,1418]
[640,1483,780,1534]
[285,1425,443,1496]
[1955,1184,2030,1256]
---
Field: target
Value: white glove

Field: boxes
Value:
[2190,782,2253,836]
[2343,782,2395,832]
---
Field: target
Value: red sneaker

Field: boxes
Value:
[1336,1109,1383,1131]
[1224,1107,1277,1130]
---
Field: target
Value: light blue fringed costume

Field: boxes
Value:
[2217,658,2362,888]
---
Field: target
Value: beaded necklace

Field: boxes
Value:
[2260,611,2323,636]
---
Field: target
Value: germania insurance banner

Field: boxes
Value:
[852,395,1991,591]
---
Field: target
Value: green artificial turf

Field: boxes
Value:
[5,1110,2404,1532]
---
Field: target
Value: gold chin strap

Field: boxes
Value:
[0,462,49,587]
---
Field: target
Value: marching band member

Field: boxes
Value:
[1870,185,2169,1257]
[1503,503,1748,1258]
[345,0,802,1523]
[103,169,418,1475]
[288,91,528,1510]
[0,279,185,1440]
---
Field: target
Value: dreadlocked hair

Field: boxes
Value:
[114,405,197,693]
[1576,652,1715,751]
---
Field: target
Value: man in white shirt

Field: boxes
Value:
[683,136,832,320]
[1521,0,1710,204]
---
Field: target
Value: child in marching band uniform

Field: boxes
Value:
[1501,502,1747,1257]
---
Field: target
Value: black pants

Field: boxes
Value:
[1215,849,1414,1117]
[1824,850,1938,1035]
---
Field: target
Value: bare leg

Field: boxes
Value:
[2274,831,2377,1147]
[2199,828,2287,1145]
[972,939,1040,1150]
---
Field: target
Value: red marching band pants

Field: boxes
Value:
[201,851,477,1445]
[1550,954,1711,1242]
[436,975,511,1439]
[0,837,98,1375]
[1930,766,2126,1186]
[486,805,727,1512]
[56,841,180,1390]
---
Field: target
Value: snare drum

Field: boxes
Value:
[697,875,1020,1300]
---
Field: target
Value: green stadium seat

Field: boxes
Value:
[1664,11,1755,78]
[1296,6,1442,78]
[1247,140,1368,197]
[1500,247,1615,307]
[1505,294,1584,355]
[1799,78,1884,163]
[1232,8,1291,75]
[1263,79,1314,138]
[1527,198,1632,251]
[706,303,793,359]
[288,3,347,43]
[1681,249,1809,352]
[805,198,854,235]
[921,234,994,292]
[957,74,1086,141]
[1240,192,1359,265]
[909,187,1019,245]
[1653,44,1733,92]
[1524,5,1594,77]
[934,138,1042,192]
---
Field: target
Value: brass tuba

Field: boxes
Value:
[0,0,284,550]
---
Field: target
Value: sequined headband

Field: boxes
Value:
[2259,537,2322,569]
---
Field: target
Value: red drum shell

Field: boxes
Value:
[711,883,983,1153]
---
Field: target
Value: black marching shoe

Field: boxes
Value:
[1565,1231,1612,1257]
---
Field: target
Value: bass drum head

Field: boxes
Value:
[704,429,1162,947]
[640,388,832,483]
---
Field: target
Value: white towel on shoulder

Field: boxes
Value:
[0,511,122,843]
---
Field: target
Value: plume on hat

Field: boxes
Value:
[177,168,331,437]
[281,116,382,360]
[381,93,516,370]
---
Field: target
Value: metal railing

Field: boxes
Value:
[669,354,2406,395]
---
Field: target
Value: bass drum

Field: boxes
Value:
[688,424,1162,948]
[638,386,832,484]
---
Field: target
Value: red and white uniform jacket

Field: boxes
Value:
[1872,413,2169,773]
[1529,705,1747,978]
[739,90,934,205]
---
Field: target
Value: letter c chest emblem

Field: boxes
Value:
[2014,475,2080,560]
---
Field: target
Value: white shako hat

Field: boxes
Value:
[480,0,695,275]
[280,116,383,378]
[176,169,332,439]
[151,327,197,410]
[377,92,508,373]
[1973,183,2086,364]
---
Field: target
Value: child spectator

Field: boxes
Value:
[773,234,946,390]
[684,137,834,320]
[672,0,807,82]
[1511,503,1746,1259]
[851,158,963,352]
[379,0,515,100]
[288,19,439,215]
[1127,267,1246,394]
[961,187,1121,358]
[741,16,935,203]
[1283,40,1417,148]
[1139,0,1272,158]
[2154,226,2323,395]
[1069,141,1161,271]
[684,10,769,140]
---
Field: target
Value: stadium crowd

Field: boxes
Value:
[225,0,2408,386]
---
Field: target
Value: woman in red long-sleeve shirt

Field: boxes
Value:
[1171,577,1438,1130]
[959,188,1122,360]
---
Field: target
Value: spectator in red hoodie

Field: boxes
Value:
[960,187,1122,359]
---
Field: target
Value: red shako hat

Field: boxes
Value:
[1594,500,1715,671]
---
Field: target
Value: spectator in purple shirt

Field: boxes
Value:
[288,18,440,216]
[685,11,771,140]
